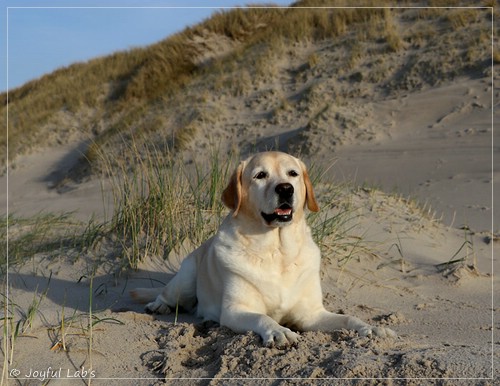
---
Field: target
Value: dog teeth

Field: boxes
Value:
[275,208,292,215]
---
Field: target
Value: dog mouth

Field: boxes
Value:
[261,203,293,224]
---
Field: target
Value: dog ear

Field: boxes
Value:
[222,162,244,216]
[300,161,320,212]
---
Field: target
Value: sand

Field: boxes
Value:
[334,79,495,233]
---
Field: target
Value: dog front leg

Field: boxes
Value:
[300,309,397,338]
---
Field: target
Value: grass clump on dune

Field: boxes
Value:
[0,213,103,273]
[98,140,237,269]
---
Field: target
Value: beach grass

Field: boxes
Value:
[96,139,237,269]
[0,213,104,273]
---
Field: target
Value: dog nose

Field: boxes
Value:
[275,183,294,198]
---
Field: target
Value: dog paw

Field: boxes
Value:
[357,325,397,338]
[348,316,397,338]
[144,297,171,315]
[262,327,299,348]
[371,326,397,338]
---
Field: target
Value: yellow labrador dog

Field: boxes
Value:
[131,151,395,347]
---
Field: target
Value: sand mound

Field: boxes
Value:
[142,322,457,384]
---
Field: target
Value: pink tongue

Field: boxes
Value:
[275,208,292,216]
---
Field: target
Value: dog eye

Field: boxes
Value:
[288,170,299,177]
[254,171,268,180]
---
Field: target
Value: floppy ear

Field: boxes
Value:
[222,162,244,216]
[300,161,319,212]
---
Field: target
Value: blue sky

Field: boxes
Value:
[1,0,292,92]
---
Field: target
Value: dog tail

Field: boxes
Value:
[129,288,163,304]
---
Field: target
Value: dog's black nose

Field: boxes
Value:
[275,183,294,199]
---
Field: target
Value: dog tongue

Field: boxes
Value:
[275,208,292,216]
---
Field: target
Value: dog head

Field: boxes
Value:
[222,151,319,227]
